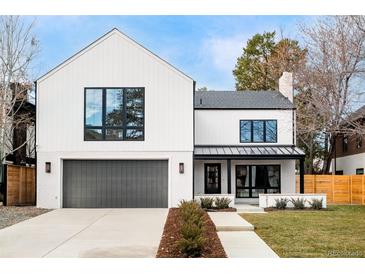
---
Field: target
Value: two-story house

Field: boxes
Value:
[36,28,305,208]
[333,105,365,175]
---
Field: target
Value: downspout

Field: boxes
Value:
[34,81,37,206]
[192,80,196,201]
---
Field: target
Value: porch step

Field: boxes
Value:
[208,212,254,231]
[235,204,265,213]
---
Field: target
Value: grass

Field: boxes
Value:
[241,206,365,258]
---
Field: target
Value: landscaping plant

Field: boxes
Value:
[214,197,231,209]
[309,198,323,210]
[177,200,206,257]
[199,197,214,209]
[274,198,289,209]
[290,197,306,209]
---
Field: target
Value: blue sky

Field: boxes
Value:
[30,16,312,90]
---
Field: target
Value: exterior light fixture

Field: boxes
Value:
[179,163,184,174]
[45,162,51,173]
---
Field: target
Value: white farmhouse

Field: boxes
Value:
[36,28,305,208]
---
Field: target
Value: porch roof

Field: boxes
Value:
[194,145,305,160]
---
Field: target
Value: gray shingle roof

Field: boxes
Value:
[194,90,294,109]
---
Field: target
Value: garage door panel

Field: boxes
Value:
[63,160,168,208]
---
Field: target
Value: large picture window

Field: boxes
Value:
[84,88,144,141]
[236,165,280,198]
[240,120,277,143]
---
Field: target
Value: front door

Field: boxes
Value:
[204,163,221,194]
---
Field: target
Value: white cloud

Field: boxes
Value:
[203,34,247,72]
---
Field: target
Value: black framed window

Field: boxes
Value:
[342,136,348,152]
[356,135,363,149]
[236,165,280,198]
[356,168,364,175]
[84,87,144,141]
[240,120,277,143]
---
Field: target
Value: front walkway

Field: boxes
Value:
[208,212,278,258]
[0,208,168,258]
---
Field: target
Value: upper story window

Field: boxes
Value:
[84,87,144,141]
[342,135,348,152]
[240,120,277,143]
[356,134,363,149]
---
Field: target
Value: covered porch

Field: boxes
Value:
[193,145,305,204]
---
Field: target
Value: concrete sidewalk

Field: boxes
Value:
[209,212,278,258]
[0,208,167,258]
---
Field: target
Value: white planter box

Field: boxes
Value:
[259,193,327,208]
[195,194,235,207]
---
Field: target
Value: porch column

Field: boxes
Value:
[299,158,305,194]
[227,159,231,194]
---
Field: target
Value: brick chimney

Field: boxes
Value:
[279,72,293,102]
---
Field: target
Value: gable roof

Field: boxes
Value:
[194,90,294,109]
[36,28,193,83]
[347,105,365,121]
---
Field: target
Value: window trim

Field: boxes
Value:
[239,119,278,143]
[235,164,281,198]
[84,87,145,141]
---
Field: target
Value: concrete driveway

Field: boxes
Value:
[0,208,168,258]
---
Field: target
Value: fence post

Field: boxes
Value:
[361,175,365,205]
[331,175,335,204]
[350,175,352,205]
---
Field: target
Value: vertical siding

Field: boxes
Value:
[195,109,294,145]
[37,31,193,153]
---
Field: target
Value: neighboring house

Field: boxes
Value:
[36,28,305,209]
[333,106,365,175]
[4,83,36,166]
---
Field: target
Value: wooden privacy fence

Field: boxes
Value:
[296,175,365,205]
[4,164,36,206]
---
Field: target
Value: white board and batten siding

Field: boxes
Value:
[194,109,294,146]
[36,29,194,208]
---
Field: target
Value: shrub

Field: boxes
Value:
[178,200,206,257]
[309,198,323,210]
[274,198,289,209]
[199,197,214,209]
[178,221,206,257]
[290,197,306,209]
[179,200,204,226]
[215,197,231,209]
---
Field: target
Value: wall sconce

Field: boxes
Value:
[45,162,51,173]
[179,162,184,174]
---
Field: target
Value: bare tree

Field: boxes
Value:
[0,16,39,171]
[296,16,365,173]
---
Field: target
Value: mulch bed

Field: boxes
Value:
[0,206,51,229]
[156,208,227,258]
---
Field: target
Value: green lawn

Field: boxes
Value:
[241,206,365,258]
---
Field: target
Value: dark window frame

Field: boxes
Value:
[342,135,348,152]
[356,135,363,149]
[239,120,277,143]
[356,168,364,175]
[204,163,221,194]
[235,164,281,198]
[84,87,145,141]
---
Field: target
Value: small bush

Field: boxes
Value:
[309,198,323,210]
[179,200,204,226]
[178,200,206,257]
[291,197,306,209]
[274,198,289,209]
[215,197,231,209]
[199,197,214,209]
[178,221,206,257]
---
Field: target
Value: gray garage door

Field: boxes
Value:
[62,160,168,208]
